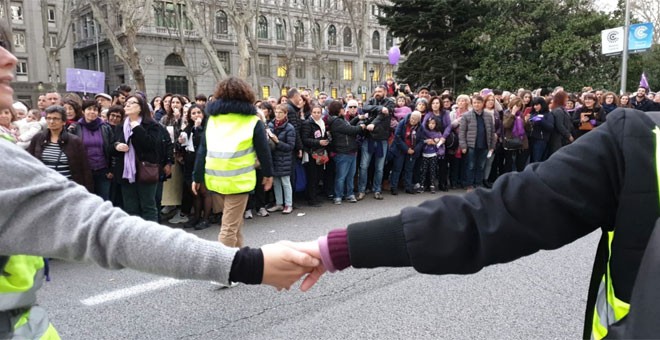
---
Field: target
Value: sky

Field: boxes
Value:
[597,0,619,13]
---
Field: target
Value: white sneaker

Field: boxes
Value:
[256,207,269,217]
[161,206,176,214]
[244,210,253,219]
[168,212,189,224]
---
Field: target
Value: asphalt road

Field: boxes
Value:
[40,189,598,339]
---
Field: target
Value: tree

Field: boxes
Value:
[41,0,83,91]
[183,0,228,82]
[87,0,153,91]
[342,0,371,94]
[224,0,259,79]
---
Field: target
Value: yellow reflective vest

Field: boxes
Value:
[204,114,260,195]
[0,255,59,339]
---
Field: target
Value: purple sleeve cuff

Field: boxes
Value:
[327,228,351,271]
[317,236,337,273]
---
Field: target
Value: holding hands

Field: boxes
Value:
[261,240,326,291]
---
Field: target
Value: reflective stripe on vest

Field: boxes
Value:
[0,256,45,311]
[591,126,660,339]
[204,114,259,194]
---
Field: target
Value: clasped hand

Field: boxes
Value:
[261,240,325,291]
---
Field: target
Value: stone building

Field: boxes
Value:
[1,0,74,108]
[73,0,396,100]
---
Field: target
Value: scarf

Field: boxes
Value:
[274,117,288,129]
[78,117,102,131]
[313,117,325,137]
[602,103,617,114]
[122,117,142,183]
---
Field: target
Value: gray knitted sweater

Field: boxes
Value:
[0,139,236,284]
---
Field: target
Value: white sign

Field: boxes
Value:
[601,27,624,55]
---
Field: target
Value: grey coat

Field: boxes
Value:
[459,109,495,150]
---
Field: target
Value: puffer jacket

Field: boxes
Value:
[458,109,495,150]
[362,96,395,140]
[268,120,296,177]
[327,115,362,155]
[301,117,328,153]
[392,114,426,157]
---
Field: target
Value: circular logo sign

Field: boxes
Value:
[634,26,649,40]
[607,30,620,43]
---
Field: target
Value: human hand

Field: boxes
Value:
[261,241,321,290]
[407,148,415,155]
[382,107,389,114]
[106,172,113,180]
[263,176,273,191]
[163,164,172,177]
[271,135,279,143]
[192,181,200,195]
[115,143,129,152]
[569,136,574,143]
[298,150,303,158]
[462,148,467,154]
[320,139,329,146]
[367,124,375,131]
[195,117,202,127]
[173,108,181,119]
[278,241,326,292]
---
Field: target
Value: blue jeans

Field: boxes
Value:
[273,175,293,206]
[92,169,111,200]
[389,152,416,191]
[530,139,547,163]
[358,140,388,193]
[465,147,488,188]
[334,153,356,199]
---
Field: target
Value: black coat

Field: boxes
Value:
[327,116,362,154]
[547,107,573,156]
[362,96,396,140]
[111,119,162,183]
[287,102,304,151]
[301,117,328,153]
[268,120,296,176]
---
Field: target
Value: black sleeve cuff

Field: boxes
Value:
[228,247,264,284]
[347,215,411,268]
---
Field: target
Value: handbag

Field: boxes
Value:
[311,149,329,165]
[503,136,523,150]
[137,159,160,184]
[444,130,459,151]
[579,121,594,131]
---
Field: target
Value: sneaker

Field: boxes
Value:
[347,195,358,203]
[405,189,415,194]
[168,212,189,224]
[308,201,322,207]
[430,186,436,194]
[267,205,283,212]
[282,206,293,214]
[208,213,222,224]
[256,207,269,217]
[357,192,366,201]
[160,206,176,214]
[194,220,211,230]
[183,217,199,229]
[391,189,398,196]
[334,198,342,205]
[416,186,424,194]
[413,183,421,191]
[327,194,335,201]
[374,192,383,200]
[211,281,240,289]
[244,210,253,219]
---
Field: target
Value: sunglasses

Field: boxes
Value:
[348,106,357,108]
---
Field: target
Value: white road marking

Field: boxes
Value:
[80,278,187,306]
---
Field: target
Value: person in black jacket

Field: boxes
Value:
[528,97,554,162]
[631,87,656,112]
[112,95,162,222]
[358,86,396,200]
[546,91,574,158]
[327,100,365,204]
[301,105,330,207]
[290,108,660,338]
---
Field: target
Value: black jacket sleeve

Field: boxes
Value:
[346,115,622,274]
[253,121,274,177]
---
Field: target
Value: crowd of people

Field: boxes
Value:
[1,77,659,228]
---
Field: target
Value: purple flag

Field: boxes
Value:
[65,68,106,94]
[640,72,650,91]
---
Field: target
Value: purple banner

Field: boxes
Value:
[65,68,105,94]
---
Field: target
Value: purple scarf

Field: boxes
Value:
[512,111,525,138]
[122,117,142,183]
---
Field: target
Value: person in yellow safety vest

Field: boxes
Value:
[192,77,275,287]
[0,25,319,338]
[286,106,660,339]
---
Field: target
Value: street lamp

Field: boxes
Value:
[369,67,375,93]
[321,76,326,91]
[452,62,457,95]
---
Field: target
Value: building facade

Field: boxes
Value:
[1,0,74,108]
[73,0,396,100]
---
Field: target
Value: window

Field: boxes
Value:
[327,25,337,46]
[276,18,286,41]
[16,59,27,75]
[154,2,192,30]
[47,5,56,23]
[49,34,58,48]
[312,22,321,46]
[277,57,287,78]
[262,86,270,99]
[372,63,381,81]
[386,31,394,49]
[12,31,25,52]
[10,3,23,24]
[343,61,353,80]
[362,62,367,81]
[312,62,320,80]
[165,75,189,96]
[343,27,352,47]
[257,16,268,39]
[385,64,393,79]
[372,31,380,51]
[295,57,305,78]
[294,20,304,43]
[216,51,230,74]
[258,54,270,77]
[165,53,185,66]
[215,10,228,35]
[327,60,338,80]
